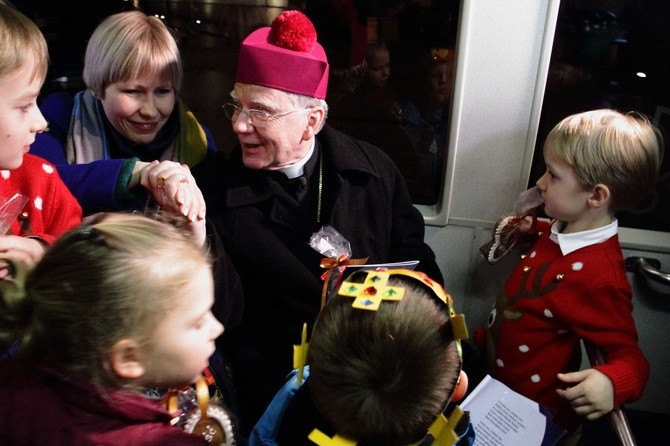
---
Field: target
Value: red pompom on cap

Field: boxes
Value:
[271,10,317,52]
[236,9,329,98]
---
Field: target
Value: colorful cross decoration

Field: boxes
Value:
[338,271,405,311]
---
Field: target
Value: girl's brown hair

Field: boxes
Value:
[0,213,209,388]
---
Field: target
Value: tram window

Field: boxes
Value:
[318,1,461,205]
[26,0,461,206]
[145,0,461,206]
[530,0,670,232]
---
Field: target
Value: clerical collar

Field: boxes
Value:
[278,139,315,179]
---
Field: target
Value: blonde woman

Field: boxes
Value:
[33,10,212,221]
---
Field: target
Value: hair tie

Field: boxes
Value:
[74,225,108,247]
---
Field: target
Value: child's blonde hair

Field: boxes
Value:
[0,1,48,82]
[0,213,209,389]
[83,10,183,98]
[543,109,663,213]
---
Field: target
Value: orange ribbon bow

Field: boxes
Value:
[319,255,369,308]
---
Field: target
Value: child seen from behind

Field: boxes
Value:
[252,269,474,445]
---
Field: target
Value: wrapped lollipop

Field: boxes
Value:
[479,187,543,264]
[309,225,368,308]
[167,376,237,445]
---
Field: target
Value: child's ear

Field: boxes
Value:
[108,339,145,380]
[451,370,469,402]
[588,183,611,209]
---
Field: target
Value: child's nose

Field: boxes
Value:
[32,109,48,133]
[211,316,224,339]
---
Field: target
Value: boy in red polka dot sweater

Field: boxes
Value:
[0,3,81,279]
[483,109,662,444]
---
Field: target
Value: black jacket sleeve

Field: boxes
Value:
[206,218,244,330]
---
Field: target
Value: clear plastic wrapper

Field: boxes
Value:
[308,224,352,260]
[513,186,544,214]
[0,193,29,234]
[480,187,544,264]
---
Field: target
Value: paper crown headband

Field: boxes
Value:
[236,10,329,99]
[296,269,469,385]
[296,268,470,445]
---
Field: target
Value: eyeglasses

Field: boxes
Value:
[222,103,307,128]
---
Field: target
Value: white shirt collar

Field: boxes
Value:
[278,139,315,179]
[549,219,618,255]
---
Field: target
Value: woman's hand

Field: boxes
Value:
[140,160,206,222]
[0,235,46,279]
[183,217,207,248]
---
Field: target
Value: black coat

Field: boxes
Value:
[194,125,442,432]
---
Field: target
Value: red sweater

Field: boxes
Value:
[0,153,81,244]
[490,221,648,431]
